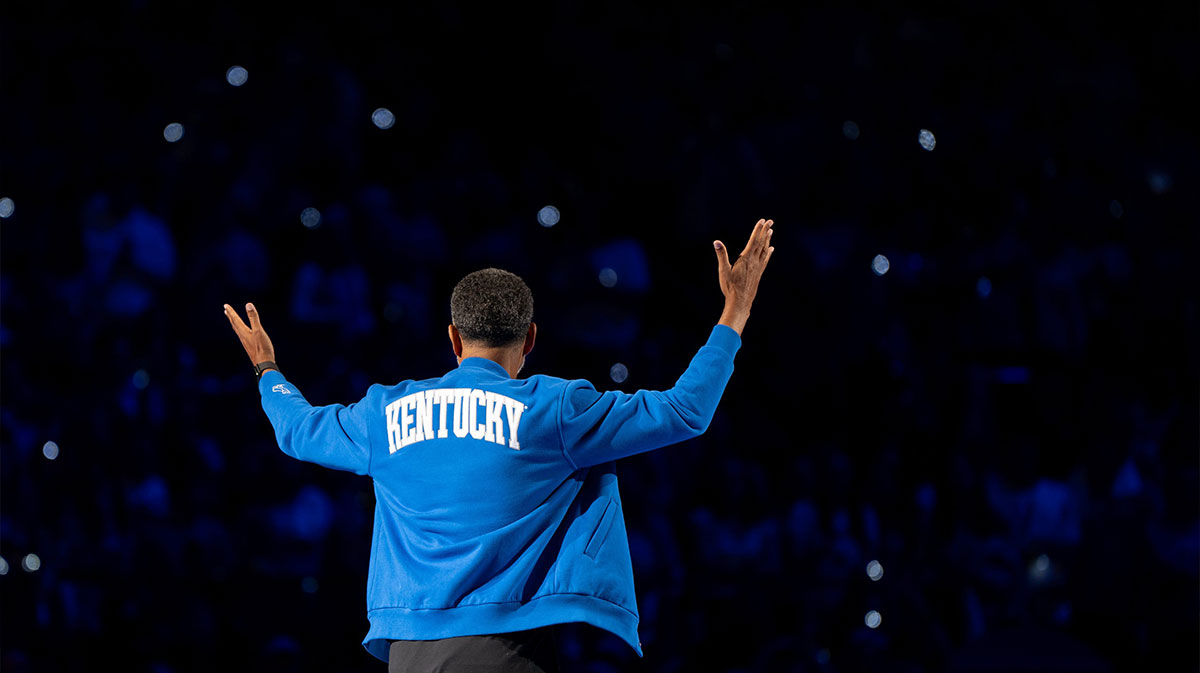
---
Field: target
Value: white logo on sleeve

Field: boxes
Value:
[385,388,525,454]
[271,384,292,395]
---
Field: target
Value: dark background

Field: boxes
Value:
[1,1,1197,671]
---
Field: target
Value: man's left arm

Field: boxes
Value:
[225,303,372,475]
[258,371,373,475]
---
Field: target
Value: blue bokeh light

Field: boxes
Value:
[918,129,936,151]
[300,207,322,228]
[589,239,651,292]
[610,363,628,383]
[537,205,560,227]
[872,254,890,275]
[598,267,618,288]
[226,65,249,86]
[372,108,396,130]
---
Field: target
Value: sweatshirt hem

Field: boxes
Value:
[362,593,642,662]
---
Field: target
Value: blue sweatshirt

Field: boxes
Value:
[257,324,741,662]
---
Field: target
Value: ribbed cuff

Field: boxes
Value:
[707,324,742,358]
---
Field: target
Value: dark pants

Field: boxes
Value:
[387,626,562,673]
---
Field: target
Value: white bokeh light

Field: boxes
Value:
[43,441,59,460]
[1029,554,1051,583]
[0,197,14,218]
[0,556,8,575]
[537,205,560,227]
[918,129,936,151]
[372,108,396,130]
[163,123,185,143]
[598,268,618,287]
[871,254,890,276]
[226,65,249,87]
[610,363,629,383]
[300,207,322,229]
[22,554,41,572]
[866,559,884,581]
[865,610,882,628]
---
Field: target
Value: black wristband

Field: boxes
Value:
[254,361,279,379]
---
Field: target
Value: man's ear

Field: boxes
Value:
[523,322,537,356]
[448,324,464,359]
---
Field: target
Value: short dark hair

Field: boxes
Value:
[450,268,534,347]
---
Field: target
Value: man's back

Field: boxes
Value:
[260,324,740,660]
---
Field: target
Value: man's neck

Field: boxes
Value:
[459,346,524,379]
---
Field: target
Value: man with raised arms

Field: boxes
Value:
[224,218,775,672]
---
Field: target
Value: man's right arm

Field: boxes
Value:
[558,324,741,469]
[557,218,774,469]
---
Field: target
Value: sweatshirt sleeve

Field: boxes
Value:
[558,324,741,469]
[258,370,373,476]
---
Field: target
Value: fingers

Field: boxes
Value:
[245,302,262,330]
[223,304,249,335]
[741,219,765,256]
[742,219,774,258]
[757,219,774,253]
[759,224,774,259]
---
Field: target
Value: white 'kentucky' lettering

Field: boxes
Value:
[385,388,525,454]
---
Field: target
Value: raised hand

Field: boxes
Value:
[714,218,775,335]
[224,302,277,367]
